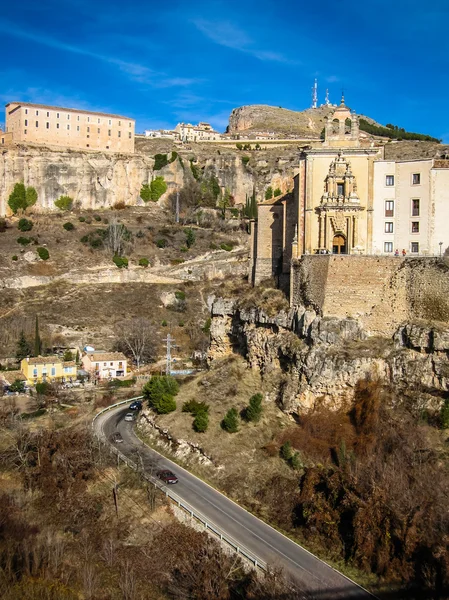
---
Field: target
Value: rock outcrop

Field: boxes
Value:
[208,297,449,415]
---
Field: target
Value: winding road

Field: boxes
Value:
[94,405,376,600]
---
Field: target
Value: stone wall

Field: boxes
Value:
[291,255,449,336]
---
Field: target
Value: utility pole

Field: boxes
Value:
[163,333,178,375]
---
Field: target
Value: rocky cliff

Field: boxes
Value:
[0,140,300,216]
[208,296,449,416]
[228,105,334,136]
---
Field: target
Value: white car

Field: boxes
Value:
[124,412,135,422]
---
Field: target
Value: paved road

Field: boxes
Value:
[95,406,376,600]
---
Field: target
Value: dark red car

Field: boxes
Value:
[157,469,178,484]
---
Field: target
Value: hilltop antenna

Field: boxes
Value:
[311,79,318,109]
[163,333,178,375]
[325,89,330,106]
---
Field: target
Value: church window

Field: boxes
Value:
[337,183,344,195]
[384,242,393,253]
[412,173,421,185]
[386,175,394,186]
[385,201,394,216]
[385,222,394,233]
[411,222,419,233]
[411,242,419,253]
[412,199,420,216]
[345,118,352,134]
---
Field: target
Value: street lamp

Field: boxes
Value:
[439,242,443,258]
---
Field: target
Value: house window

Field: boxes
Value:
[337,183,344,195]
[118,131,121,137]
[24,130,27,134]
[56,123,60,129]
[77,126,80,131]
[385,201,394,217]
[129,132,132,138]
[51,368,56,376]
[67,124,70,130]
[97,128,100,134]
[411,242,419,253]
[98,118,101,124]
[25,109,28,114]
[129,122,132,127]
[33,369,38,377]
[46,122,49,129]
[67,114,70,120]
[110,362,113,366]
[87,126,90,133]
[47,112,49,117]
[88,117,90,122]
[384,242,393,253]
[412,173,421,185]
[25,119,28,126]
[36,110,39,115]
[386,175,394,186]
[95,363,99,369]
[108,130,111,136]
[385,222,394,233]
[411,222,420,233]
[108,119,111,125]
[412,199,420,216]
[77,115,80,121]
[35,121,39,127]
[57,113,60,118]
[118,362,123,369]
[118,121,121,126]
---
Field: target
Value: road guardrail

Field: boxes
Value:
[92,400,267,571]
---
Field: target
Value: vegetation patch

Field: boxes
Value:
[37,247,50,260]
[54,195,73,211]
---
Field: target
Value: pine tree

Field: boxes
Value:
[222,407,239,433]
[34,315,42,356]
[193,410,209,432]
[16,330,32,361]
[245,393,263,422]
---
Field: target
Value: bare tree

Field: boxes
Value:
[114,318,158,369]
[105,216,128,255]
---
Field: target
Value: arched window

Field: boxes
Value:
[332,119,340,135]
[345,118,352,134]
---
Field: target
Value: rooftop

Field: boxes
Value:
[84,352,127,362]
[6,101,134,121]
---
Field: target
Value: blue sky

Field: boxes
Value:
[1,0,448,140]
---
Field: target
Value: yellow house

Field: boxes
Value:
[20,356,77,385]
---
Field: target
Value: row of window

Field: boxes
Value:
[94,362,124,368]
[385,173,421,186]
[384,221,420,233]
[23,127,132,138]
[23,108,132,127]
[32,366,74,376]
[385,199,420,217]
[384,242,419,253]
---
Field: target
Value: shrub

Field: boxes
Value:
[153,393,177,414]
[230,208,239,218]
[161,320,167,327]
[113,201,126,210]
[37,247,49,260]
[280,441,293,461]
[63,222,75,231]
[220,243,233,252]
[54,195,73,211]
[12,255,18,261]
[153,153,169,170]
[26,187,38,207]
[273,188,282,197]
[140,176,167,202]
[183,399,210,415]
[36,381,51,395]
[265,186,273,200]
[193,411,209,432]
[0,218,7,232]
[112,255,128,268]
[93,214,102,221]
[143,375,179,414]
[156,238,167,248]
[222,407,239,433]
[18,218,33,232]
[175,291,186,301]
[245,393,263,422]
[138,257,149,267]
[180,246,188,252]
[79,216,86,222]
[84,216,92,224]
[185,228,196,248]
[17,237,31,246]
[236,143,243,150]
[290,452,303,471]
[9,379,25,393]
[242,156,250,166]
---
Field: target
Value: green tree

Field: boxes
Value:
[273,188,282,197]
[25,186,38,207]
[185,228,196,248]
[113,255,128,268]
[265,186,273,200]
[16,330,32,361]
[9,379,26,393]
[193,410,209,432]
[152,393,176,414]
[8,183,26,213]
[290,451,303,471]
[222,407,239,433]
[143,375,179,410]
[245,393,263,422]
[54,195,73,211]
[63,349,74,361]
[36,381,51,396]
[140,183,151,202]
[218,188,232,217]
[34,315,42,357]
[149,176,167,201]
[138,257,149,267]
[153,153,169,170]
[63,222,75,231]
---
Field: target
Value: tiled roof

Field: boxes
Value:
[6,101,134,121]
[63,361,77,367]
[85,352,127,362]
[25,355,63,365]
[0,370,27,384]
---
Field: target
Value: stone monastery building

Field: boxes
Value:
[250,97,449,287]
[4,102,135,153]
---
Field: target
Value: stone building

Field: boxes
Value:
[250,97,449,292]
[5,102,135,153]
[175,121,221,142]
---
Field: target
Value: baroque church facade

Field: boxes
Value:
[249,97,449,291]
